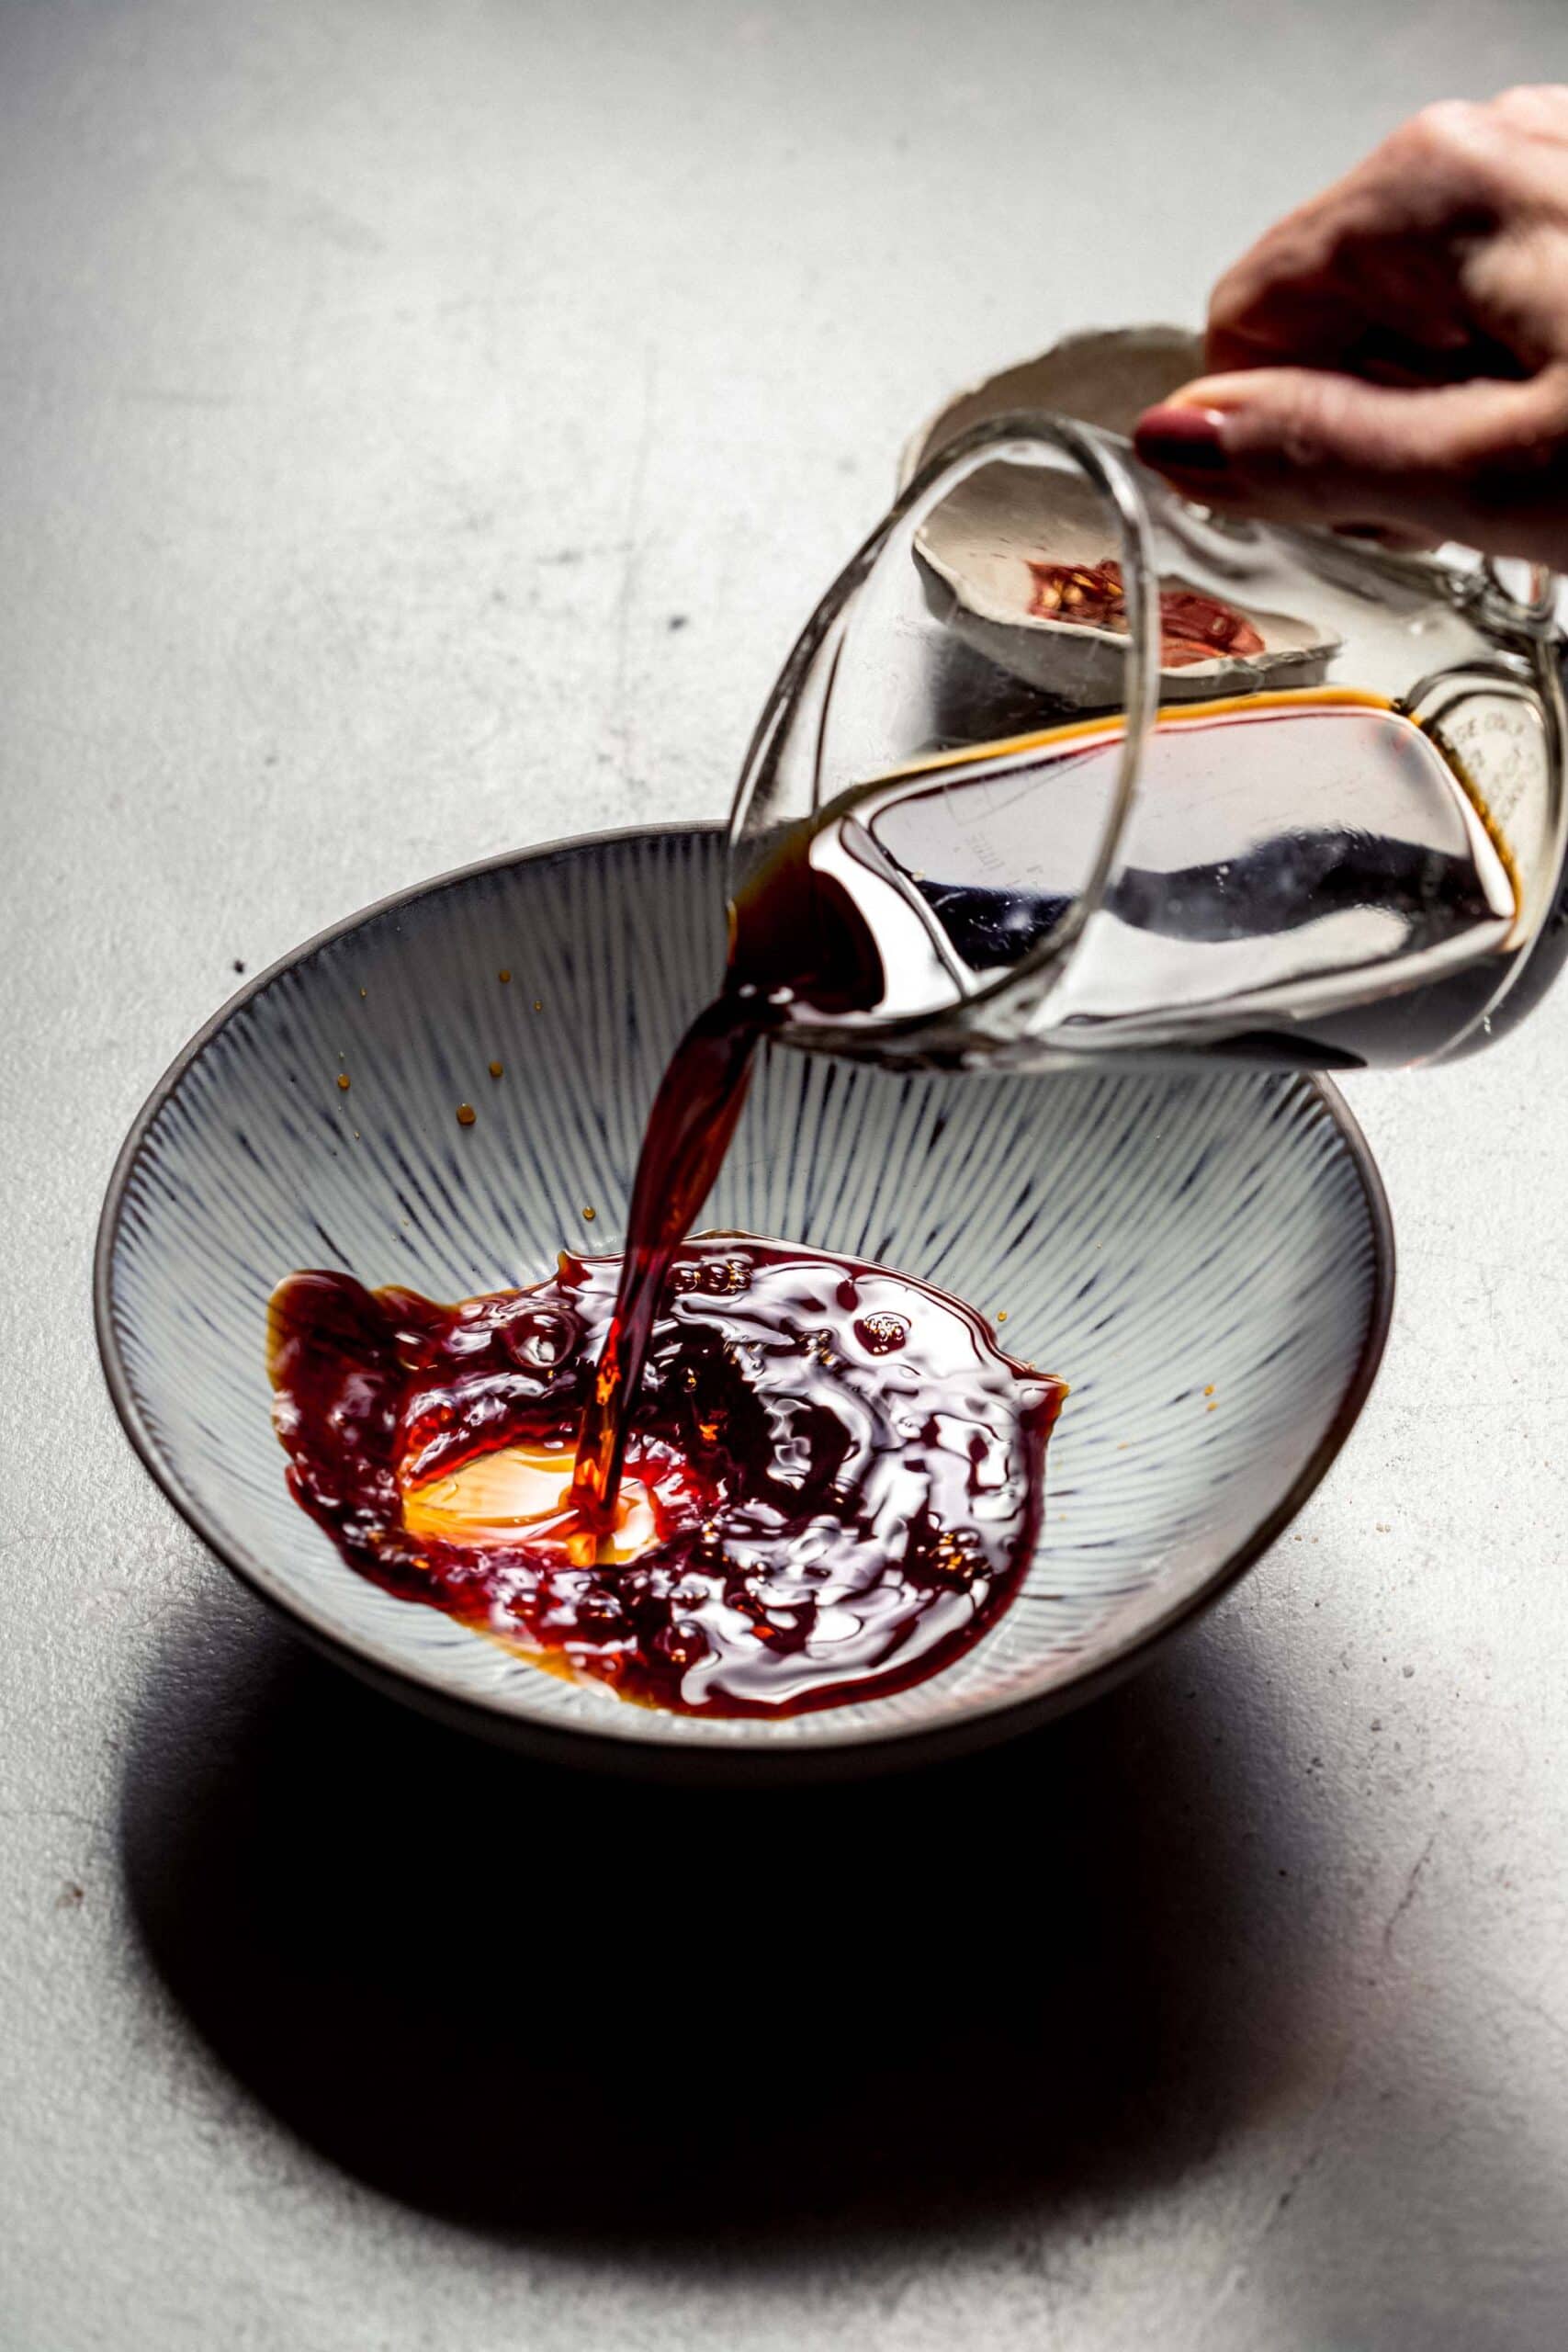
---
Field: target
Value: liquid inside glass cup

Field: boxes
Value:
[726,413,1568,1072]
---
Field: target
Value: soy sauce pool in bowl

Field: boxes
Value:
[268,1240,1066,1718]
[96,827,1392,1773]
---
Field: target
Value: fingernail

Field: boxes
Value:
[1134,404,1233,477]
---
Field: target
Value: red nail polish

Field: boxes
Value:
[1134,405,1232,476]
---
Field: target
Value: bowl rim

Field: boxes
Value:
[94,820,1396,1781]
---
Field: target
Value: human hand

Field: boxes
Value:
[1134,87,1568,567]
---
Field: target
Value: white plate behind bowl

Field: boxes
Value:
[897,322,1207,483]
[903,325,1339,706]
[916,459,1339,707]
[96,826,1392,1775]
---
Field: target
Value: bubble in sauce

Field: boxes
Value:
[503,1305,581,1373]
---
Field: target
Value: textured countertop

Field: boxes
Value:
[6,4,1568,2346]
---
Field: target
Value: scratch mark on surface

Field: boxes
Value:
[1269,2136,1325,2222]
[1381,1828,1438,1962]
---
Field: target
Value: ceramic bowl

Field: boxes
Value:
[96,826,1392,1776]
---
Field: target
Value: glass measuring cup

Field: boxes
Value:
[726,409,1568,1072]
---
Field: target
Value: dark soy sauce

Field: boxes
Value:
[568,1001,761,1533]
[269,1243,1065,1717]
[565,830,898,1538]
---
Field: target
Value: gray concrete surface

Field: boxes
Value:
[6,3,1568,2345]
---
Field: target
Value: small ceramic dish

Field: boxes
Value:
[96,826,1392,1777]
[902,324,1341,706]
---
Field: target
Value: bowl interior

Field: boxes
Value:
[99,828,1390,1758]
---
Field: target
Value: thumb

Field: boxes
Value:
[1134,366,1568,565]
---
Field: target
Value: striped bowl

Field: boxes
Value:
[96,826,1393,1775]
